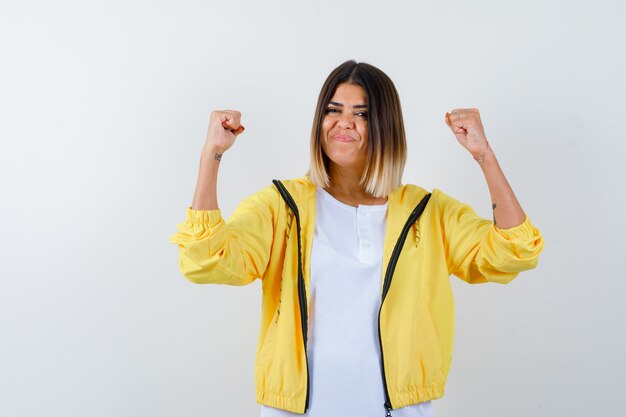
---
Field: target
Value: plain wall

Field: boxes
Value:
[1,0,624,416]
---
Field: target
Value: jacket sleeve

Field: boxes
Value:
[434,188,545,284]
[168,185,281,286]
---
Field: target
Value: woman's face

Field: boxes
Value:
[321,83,369,174]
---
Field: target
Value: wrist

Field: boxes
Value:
[201,146,226,161]
[472,141,492,164]
[475,146,498,172]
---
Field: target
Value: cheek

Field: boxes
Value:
[321,119,333,147]
[360,125,368,147]
[321,118,332,134]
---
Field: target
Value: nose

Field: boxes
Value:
[337,112,355,129]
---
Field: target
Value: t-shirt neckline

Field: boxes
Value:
[316,187,388,212]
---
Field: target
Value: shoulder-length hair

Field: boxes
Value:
[308,60,407,198]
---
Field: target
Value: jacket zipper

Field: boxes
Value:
[272,180,311,412]
[377,192,431,417]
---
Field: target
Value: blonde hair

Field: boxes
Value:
[308,60,407,198]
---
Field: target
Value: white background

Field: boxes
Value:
[1,0,624,416]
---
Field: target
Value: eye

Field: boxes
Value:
[356,111,368,118]
[325,108,339,114]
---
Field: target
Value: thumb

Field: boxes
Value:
[445,112,467,134]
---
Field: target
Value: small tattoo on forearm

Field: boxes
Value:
[215,153,222,161]
[492,203,497,225]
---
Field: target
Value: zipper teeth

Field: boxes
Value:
[272,180,310,412]
[378,193,432,411]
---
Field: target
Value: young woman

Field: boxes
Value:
[169,60,545,417]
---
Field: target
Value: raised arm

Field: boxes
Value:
[169,110,281,286]
[191,110,245,210]
[440,108,544,284]
[445,108,525,229]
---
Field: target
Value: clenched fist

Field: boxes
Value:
[204,110,246,155]
[444,108,490,161]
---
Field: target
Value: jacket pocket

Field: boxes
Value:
[423,309,446,381]
[258,307,280,368]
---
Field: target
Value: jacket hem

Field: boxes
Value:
[256,390,305,414]
[390,384,445,409]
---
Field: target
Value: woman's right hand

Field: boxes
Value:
[203,110,245,155]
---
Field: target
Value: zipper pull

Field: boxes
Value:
[384,401,392,417]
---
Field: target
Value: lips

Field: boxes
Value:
[332,133,355,142]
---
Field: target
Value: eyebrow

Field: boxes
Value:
[328,101,368,109]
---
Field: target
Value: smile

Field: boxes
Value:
[332,134,356,142]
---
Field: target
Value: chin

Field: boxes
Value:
[323,144,366,170]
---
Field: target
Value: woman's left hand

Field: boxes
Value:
[445,108,489,158]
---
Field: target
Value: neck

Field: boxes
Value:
[325,164,387,206]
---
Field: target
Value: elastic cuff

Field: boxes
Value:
[494,214,538,239]
[186,206,223,227]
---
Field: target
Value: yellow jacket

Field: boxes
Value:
[168,176,544,414]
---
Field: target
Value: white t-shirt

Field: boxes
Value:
[260,187,434,417]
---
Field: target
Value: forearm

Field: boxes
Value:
[191,148,223,210]
[476,146,526,229]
